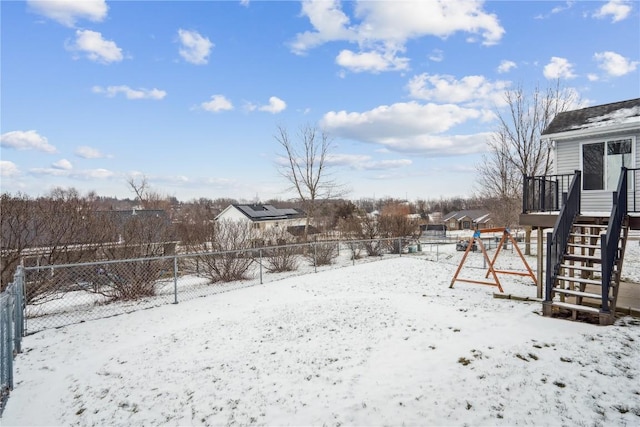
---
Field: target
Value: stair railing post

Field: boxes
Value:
[600,238,610,314]
[522,174,527,213]
[545,232,553,302]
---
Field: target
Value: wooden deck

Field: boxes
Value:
[520,212,640,230]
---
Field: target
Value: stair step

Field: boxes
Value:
[551,301,601,314]
[567,242,601,249]
[553,288,610,300]
[564,254,602,263]
[559,264,601,273]
[570,233,604,238]
[556,275,602,285]
[573,222,608,227]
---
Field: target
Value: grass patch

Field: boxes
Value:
[458,357,471,366]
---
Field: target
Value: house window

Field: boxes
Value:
[582,139,632,191]
[462,221,471,229]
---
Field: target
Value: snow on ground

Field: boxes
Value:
[3,243,640,426]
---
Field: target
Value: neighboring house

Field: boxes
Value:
[215,204,308,235]
[443,210,493,230]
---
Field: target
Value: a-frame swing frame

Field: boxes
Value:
[449,227,537,293]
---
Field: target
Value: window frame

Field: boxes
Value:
[580,136,636,192]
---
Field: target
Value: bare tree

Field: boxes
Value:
[477,81,580,252]
[127,175,149,204]
[126,174,171,210]
[477,135,522,227]
[275,124,343,240]
[1,193,43,291]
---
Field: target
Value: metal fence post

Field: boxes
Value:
[313,242,317,273]
[173,256,178,304]
[1,292,14,391]
[259,249,263,284]
[15,267,25,345]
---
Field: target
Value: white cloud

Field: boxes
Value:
[178,29,213,65]
[67,30,123,63]
[406,73,510,108]
[79,168,115,179]
[497,60,517,74]
[27,0,107,27]
[361,159,413,170]
[29,167,115,179]
[321,102,491,156]
[258,96,287,114]
[429,49,444,62]
[587,73,599,82]
[593,51,639,77]
[92,85,167,100]
[201,95,234,113]
[0,130,56,153]
[76,146,107,159]
[551,1,575,14]
[323,153,413,170]
[0,161,20,177]
[543,57,576,79]
[593,0,632,22]
[52,159,73,170]
[336,49,409,73]
[291,0,504,73]
[289,0,356,55]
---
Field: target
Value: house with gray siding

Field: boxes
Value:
[546,98,639,214]
[519,98,640,325]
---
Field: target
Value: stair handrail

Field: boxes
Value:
[600,167,628,314]
[545,170,581,303]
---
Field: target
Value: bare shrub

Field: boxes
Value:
[93,209,174,301]
[340,211,383,257]
[92,259,169,301]
[262,228,299,273]
[192,220,254,283]
[378,210,421,254]
[306,241,338,266]
[344,240,364,260]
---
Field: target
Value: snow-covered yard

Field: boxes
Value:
[3,242,640,426]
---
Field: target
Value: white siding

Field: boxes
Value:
[554,138,580,175]
[553,131,639,212]
[216,207,250,222]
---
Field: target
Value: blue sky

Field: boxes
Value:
[1,0,639,202]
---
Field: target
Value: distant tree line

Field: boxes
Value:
[0,187,492,307]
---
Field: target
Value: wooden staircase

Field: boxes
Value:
[544,216,629,325]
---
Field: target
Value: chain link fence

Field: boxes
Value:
[1,267,25,414]
[20,237,433,334]
[16,235,543,335]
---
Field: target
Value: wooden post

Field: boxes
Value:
[537,227,543,299]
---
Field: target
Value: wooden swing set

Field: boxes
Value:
[449,227,537,293]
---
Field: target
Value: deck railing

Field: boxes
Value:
[522,172,575,213]
[600,167,628,314]
[545,171,581,303]
[523,168,639,214]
